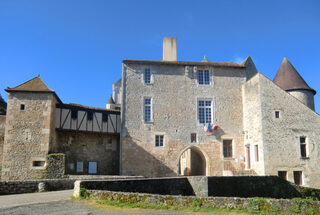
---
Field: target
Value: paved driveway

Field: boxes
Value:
[0,191,193,215]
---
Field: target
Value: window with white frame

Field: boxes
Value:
[144,98,152,122]
[198,70,210,85]
[198,100,212,124]
[155,135,164,147]
[144,69,151,84]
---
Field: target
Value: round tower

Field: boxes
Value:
[273,57,316,110]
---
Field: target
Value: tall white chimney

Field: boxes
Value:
[163,37,177,61]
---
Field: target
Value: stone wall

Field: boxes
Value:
[121,63,248,177]
[0,179,75,195]
[74,176,312,199]
[83,190,320,214]
[1,92,57,180]
[257,73,320,188]
[0,115,5,169]
[56,131,119,175]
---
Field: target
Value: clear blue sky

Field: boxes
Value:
[1,0,320,110]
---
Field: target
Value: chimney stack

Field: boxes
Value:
[163,37,177,61]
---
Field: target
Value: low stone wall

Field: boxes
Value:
[84,190,320,214]
[0,179,75,195]
[74,176,311,199]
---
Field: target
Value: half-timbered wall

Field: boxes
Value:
[55,104,120,134]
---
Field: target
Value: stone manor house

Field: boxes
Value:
[1,37,320,189]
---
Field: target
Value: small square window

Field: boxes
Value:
[275,111,280,118]
[155,135,164,147]
[191,133,197,143]
[71,110,78,119]
[33,160,45,167]
[20,104,25,110]
[278,171,287,180]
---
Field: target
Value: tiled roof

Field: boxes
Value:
[273,58,316,95]
[5,75,54,93]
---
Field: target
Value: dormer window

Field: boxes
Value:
[198,70,210,85]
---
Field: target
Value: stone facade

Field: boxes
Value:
[56,131,119,175]
[120,61,257,177]
[119,38,320,188]
[0,115,5,168]
[1,77,120,180]
[2,92,57,180]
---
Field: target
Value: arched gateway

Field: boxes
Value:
[178,147,207,176]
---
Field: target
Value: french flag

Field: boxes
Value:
[206,123,212,133]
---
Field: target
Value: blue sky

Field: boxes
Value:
[1,0,320,110]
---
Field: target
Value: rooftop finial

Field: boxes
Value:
[201,55,210,62]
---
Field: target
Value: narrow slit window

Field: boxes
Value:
[20,104,25,110]
[255,145,259,162]
[275,111,280,119]
[300,137,307,158]
[33,161,45,167]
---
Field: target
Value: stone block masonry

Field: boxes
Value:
[84,190,320,214]
[74,176,316,199]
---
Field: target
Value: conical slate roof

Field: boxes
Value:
[273,57,316,95]
[107,95,115,104]
[5,75,54,93]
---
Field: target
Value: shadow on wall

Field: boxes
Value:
[121,135,177,177]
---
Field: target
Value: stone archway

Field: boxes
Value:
[178,147,207,176]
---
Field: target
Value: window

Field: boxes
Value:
[32,160,45,167]
[198,70,210,85]
[254,145,259,162]
[191,133,197,143]
[144,69,151,84]
[76,161,83,173]
[87,111,93,121]
[275,111,280,119]
[198,100,212,124]
[278,171,287,180]
[155,135,164,147]
[144,98,152,122]
[88,161,97,174]
[300,137,307,158]
[294,171,303,185]
[102,113,108,122]
[71,110,78,119]
[223,139,232,158]
[20,104,25,110]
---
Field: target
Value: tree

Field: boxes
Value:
[0,94,7,115]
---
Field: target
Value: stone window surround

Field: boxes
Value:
[299,136,309,159]
[30,157,46,170]
[196,97,214,126]
[142,96,153,124]
[195,67,214,88]
[221,135,235,160]
[141,67,154,85]
[190,132,198,144]
[293,170,304,186]
[273,109,283,121]
[154,132,166,148]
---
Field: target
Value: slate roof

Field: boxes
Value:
[5,75,63,103]
[273,58,316,95]
[107,95,115,105]
[123,59,245,68]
